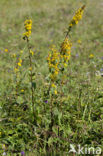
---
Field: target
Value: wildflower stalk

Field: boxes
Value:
[60,5,86,76]
[27,38,34,114]
[49,92,54,131]
[23,19,35,115]
[47,46,59,142]
[62,5,86,50]
[14,56,22,97]
[57,5,86,140]
[15,58,19,97]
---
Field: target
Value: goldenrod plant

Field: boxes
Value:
[45,6,85,148]
[23,19,35,116]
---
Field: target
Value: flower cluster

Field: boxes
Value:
[23,19,32,39]
[69,5,85,29]
[60,37,72,67]
[47,45,60,81]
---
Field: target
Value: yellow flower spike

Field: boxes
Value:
[69,5,85,28]
[47,45,59,81]
[5,49,8,52]
[61,37,72,66]
[0,132,1,135]
[23,19,32,39]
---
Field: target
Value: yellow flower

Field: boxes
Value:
[30,50,34,56]
[64,63,67,67]
[21,89,24,92]
[0,132,1,135]
[77,40,81,43]
[5,49,8,52]
[18,62,21,67]
[89,54,94,58]
[54,90,57,95]
[51,83,56,88]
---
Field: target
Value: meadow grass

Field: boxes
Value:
[0,0,103,155]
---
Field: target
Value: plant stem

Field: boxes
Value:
[50,92,53,131]
[15,57,19,97]
[27,38,34,115]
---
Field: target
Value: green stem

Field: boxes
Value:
[15,57,19,97]
[27,38,34,115]
[50,91,53,132]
